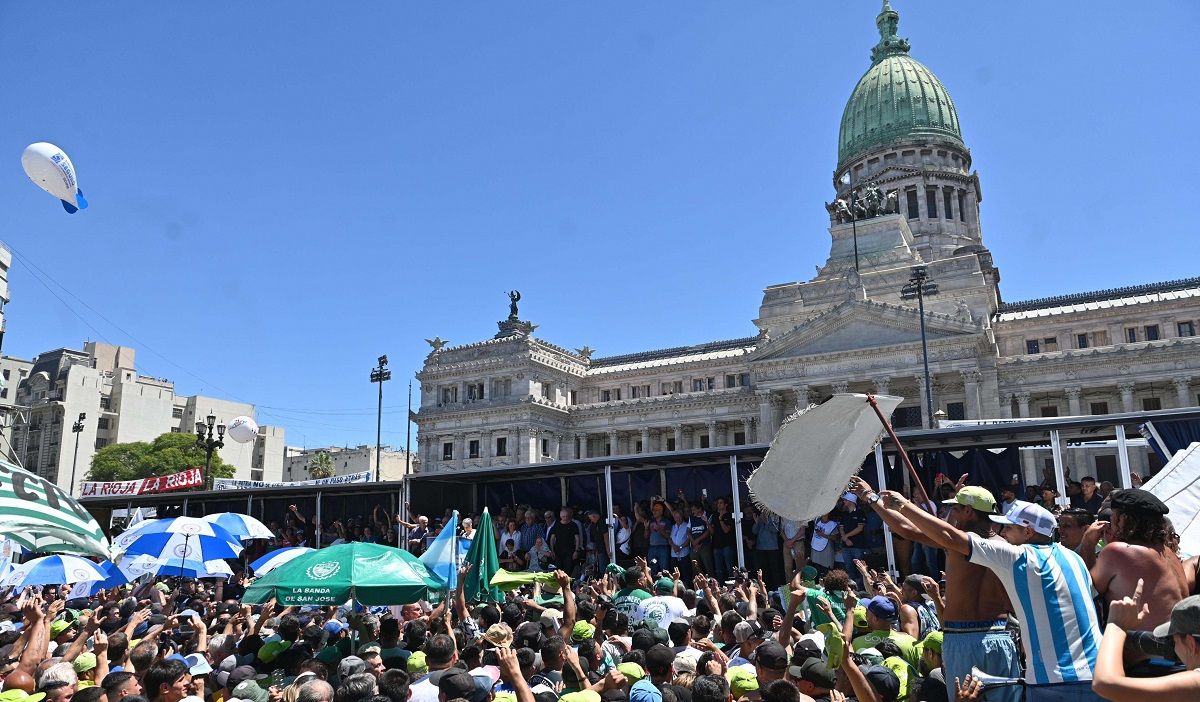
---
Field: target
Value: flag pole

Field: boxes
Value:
[865,395,933,511]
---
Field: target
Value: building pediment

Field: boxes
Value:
[749,298,981,361]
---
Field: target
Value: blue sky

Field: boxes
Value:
[0,2,1195,450]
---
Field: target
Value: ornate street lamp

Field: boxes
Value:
[195,413,225,489]
[901,266,940,428]
[68,412,85,496]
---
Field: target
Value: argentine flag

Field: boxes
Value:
[420,510,460,591]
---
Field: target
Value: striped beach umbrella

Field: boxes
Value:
[2,555,107,587]
[0,459,109,558]
[249,547,314,576]
[202,513,274,541]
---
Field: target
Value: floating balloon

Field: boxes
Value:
[21,142,88,214]
[226,416,259,444]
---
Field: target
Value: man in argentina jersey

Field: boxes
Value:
[877,493,1104,701]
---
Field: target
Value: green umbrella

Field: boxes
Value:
[0,459,109,559]
[243,542,444,606]
[463,507,502,604]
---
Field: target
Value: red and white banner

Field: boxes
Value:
[80,467,203,498]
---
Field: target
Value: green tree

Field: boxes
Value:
[86,432,235,485]
[308,451,335,479]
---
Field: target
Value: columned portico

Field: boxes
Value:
[1119,382,1136,413]
[1175,377,1193,408]
[1065,386,1082,417]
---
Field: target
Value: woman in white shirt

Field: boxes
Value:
[670,509,693,582]
[809,512,840,573]
[498,519,521,552]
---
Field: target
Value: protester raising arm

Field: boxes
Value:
[1093,580,1200,701]
[557,569,577,639]
[496,646,535,702]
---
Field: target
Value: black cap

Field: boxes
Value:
[862,665,901,702]
[1111,488,1169,515]
[436,671,477,701]
[793,659,836,689]
[754,641,788,670]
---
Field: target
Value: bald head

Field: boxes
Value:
[5,670,35,694]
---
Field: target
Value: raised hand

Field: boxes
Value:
[954,675,984,702]
[1109,578,1149,631]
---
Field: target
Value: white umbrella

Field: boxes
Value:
[2,555,107,587]
[202,513,274,541]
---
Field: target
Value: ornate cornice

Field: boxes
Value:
[998,276,1200,314]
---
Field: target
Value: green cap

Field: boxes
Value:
[653,577,675,594]
[942,486,997,513]
[800,566,818,582]
[50,620,73,637]
[559,692,601,702]
[920,630,943,655]
[616,662,645,683]
[727,667,759,698]
[0,692,46,702]
[72,652,97,673]
[407,651,428,675]
[571,621,596,643]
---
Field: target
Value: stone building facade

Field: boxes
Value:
[11,341,286,495]
[413,3,1199,483]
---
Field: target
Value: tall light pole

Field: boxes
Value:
[901,266,940,428]
[405,377,412,476]
[68,412,85,496]
[370,355,391,481]
[195,414,226,489]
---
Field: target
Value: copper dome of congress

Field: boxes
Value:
[837,1,964,170]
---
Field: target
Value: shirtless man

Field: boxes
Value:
[1082,488,1189,673]
[851,477,1018,702]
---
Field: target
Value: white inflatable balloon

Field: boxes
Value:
[226,416,259,444]
[21,142,88,214]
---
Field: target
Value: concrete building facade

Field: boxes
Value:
[283,445,416,482]
[412,3,1199,487]
[11,341,285,495]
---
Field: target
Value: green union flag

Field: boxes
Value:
[244,542,444,606]
[0,459,109,558]
[463,507,502,604]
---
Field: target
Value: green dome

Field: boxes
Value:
[837,2,964,169]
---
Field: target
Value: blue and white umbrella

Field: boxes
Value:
[2,555,107,587]
[248,547,313,576]
[117,517,243,567]
[67,560,132,598]
[202,513,274,541]
[153,557,233,580]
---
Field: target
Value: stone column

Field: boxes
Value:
[608,430,619,457]
[530,428,544,464]
[482,431,492,461]
[979,368,1001,418]
[550,433,561,461]
[793,385,813,411]
[998,392,1013,419]
[672,424,684,451]
[961,370,981,419]
[1065,386,1083,417]
[1119,382,1136,413]
[454,433,465,470]
[640,427,651,453]
[509,428,519,461]
[742,417,755,444]
[831,381,850,394]
[1174,376,1193,407]
[707,420,718,449]
[872,377,891,396]
[756,390,776,440]
[1015,392,1032,418]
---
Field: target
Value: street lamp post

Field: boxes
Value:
[68,412,85,496]
[370,355,392,482]
[195,414,226,490]
[900,266,940,428]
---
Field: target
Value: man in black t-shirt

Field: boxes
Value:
[689,502,713,577]
[837,494,866,590]
[549,509,581,572]
[709,497,736,582]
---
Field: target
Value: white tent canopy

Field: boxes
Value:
[1141,441,1200,558]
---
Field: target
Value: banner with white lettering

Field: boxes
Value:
[79,467,203,498]
[212,470,373,491]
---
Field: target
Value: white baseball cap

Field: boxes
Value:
[989,500,1056,537]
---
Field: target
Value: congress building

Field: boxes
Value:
[414,3,1199,484]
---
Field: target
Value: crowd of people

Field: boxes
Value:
[3,468,1199,702]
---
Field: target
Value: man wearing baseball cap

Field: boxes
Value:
[851,597,919,671]
[851,477,1019,702]
[1087,488,1189,671]
[875,493,1102,701]
[1094,591,1200,699]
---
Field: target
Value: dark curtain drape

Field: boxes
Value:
[1142,420,1200,462]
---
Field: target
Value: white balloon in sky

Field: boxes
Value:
[226,416,259,444]
[21,142,88,214]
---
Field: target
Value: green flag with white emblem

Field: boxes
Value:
[0,459,109,558]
